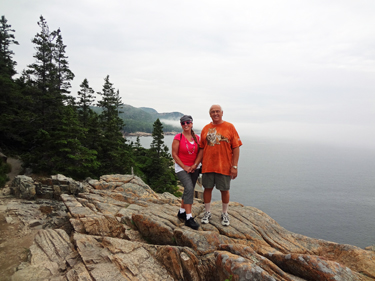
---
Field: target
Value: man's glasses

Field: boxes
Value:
[181,121,192,125]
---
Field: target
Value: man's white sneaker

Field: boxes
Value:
[201,211,212,224]
[221,213,230,226]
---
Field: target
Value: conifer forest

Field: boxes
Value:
[0,16,179,195]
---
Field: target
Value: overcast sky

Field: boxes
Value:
[2,0,375,150]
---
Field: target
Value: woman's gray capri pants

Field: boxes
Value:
[176,169,200,204]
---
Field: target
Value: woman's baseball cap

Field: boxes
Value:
[180,115,193,122]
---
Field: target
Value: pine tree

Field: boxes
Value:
[23,16,69,131]
[129,136,147,179]
[76,78,102,161]
[26,16,57,95]
[53,28,74,97]
[97,75,125,131]
[20,16,95,178]
[0,15,23,151]
[142,119,178,194]
[20,16,59,168]
[150,118,165,158]
[77,78,96,128]
[0,15,18,77]
[47,105,99,179]
[96,75,131,174]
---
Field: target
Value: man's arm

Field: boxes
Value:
[230,146,240,179]
[192,148,204,172]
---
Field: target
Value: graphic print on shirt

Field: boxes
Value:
[206,128,229,146]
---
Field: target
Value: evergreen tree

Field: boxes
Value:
[20,16,96,179]
[12,74,42,152]
[97,75,125,131]
[26,16,56,91]
[134,136,142,148]
[76,78,102,161]
[150,118,165,158]
[0,15,18,77]
[47,105,99,179]
[20,16,59,167]
[96,76,132,174]
[129,136,148,179]
[0,15,24,152]
[23,16,74,131]
[53,28,74,97]
[77,78,96,128]
[142,119,178,194]
[22,105,99,179]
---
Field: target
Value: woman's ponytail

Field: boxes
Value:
[191,129,198,145]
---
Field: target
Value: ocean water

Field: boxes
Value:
[127,135,375,248]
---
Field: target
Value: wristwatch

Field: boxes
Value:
[232,166,238,169]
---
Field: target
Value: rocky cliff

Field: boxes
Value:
[6,174,375,280]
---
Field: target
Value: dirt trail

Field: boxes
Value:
[0,204,37,281]
[0,158,36,281]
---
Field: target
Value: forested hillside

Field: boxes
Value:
[91,105,182,134]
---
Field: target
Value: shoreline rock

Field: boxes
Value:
[5,174,375,280]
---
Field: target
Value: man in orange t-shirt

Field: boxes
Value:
[193,104,242,226]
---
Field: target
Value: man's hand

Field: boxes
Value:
[230,167,238,179]
[231,147,240,179]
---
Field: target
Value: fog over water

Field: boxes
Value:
[161,118,375,152]
[130,134,375,248]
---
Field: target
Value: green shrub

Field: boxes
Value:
[0,161,11,188]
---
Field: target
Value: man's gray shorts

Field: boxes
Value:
[176,169,200,204]
[202,173,231,191]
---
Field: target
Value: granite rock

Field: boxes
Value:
[10,174,375,281]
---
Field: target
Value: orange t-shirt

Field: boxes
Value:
[199,121,242,176]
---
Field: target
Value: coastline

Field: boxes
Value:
[124,131,178,137]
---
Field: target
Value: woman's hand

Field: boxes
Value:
[184,165,193,173]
